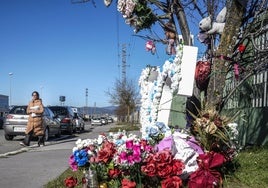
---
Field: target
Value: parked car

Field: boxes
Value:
[74,112,85,132]
[107,117,114,123]
[100,117,108,125]
[3,105,61,141]
[91,117,103,126]
[48,106,76,134]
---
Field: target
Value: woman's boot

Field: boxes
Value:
[38,135,45,147]
[20,134,31,147]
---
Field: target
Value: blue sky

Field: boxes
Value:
[0,0,204,107]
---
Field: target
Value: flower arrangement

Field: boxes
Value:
[138,44,183,139]
[65,113,240,188]
[64,44,240,187]
[189,106,241,160]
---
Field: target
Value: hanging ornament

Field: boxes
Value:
[195,60,211,91]
[238,44,246,53]
[233,63,240,80]
[145,40,156,55]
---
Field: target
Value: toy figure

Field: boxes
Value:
[198,6,226,42]
[164,22,176,55]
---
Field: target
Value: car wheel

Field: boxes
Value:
[73,125,76,133]
[55,129,61,138]
[44,128,49,141]
[68,125,73,135]
[5,134,14,141]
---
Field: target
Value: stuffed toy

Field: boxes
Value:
[199,6,227,35]
[104,0,112,7]
[164,22,177,55]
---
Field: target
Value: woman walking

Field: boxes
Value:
[20,91,45,147]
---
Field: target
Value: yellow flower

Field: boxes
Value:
[205,122,218,134]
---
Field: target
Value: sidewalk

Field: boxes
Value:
[0,139,75,188]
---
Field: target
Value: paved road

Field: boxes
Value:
[0,123,129,188]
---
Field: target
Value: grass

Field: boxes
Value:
[223,146,268,188]
[44,124,268,188]
[108,122,140,132]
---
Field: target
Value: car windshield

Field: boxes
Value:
[9,106,27,115]
[49,107,68,116]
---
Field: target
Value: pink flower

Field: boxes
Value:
[125,140,134,149]
[119,151,128,162]
[68,154,78,171]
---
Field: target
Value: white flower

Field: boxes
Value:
[72,146,78,153]
[75,139,84,149]
[97,135,105,145]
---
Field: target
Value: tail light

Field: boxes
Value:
[61,118,71,123]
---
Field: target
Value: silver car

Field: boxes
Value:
[74,113,85,131]
[91,117,103,126]
[3,105,61,141]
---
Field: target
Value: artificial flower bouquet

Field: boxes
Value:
[65,109,240,188]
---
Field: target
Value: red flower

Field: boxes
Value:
[121,178,136,188]
[172,159,185,176]
[188,152,225,188]
[161,176,183,188]
[108,168,121,178]
[64,176,78,188]
[153,149,172,165]
[141,162,157,177]
[198,152,225,169]
[188,168,222,188]
[140,139,154,152]
[157,163,173,178]
[96,141,116,163]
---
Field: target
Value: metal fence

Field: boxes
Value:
[223,11,268,146]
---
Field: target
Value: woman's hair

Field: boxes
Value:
[32,91,40,98]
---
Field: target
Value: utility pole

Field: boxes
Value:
[121,44,130,85]
[94,102,96,117]
[122,44,127,85]
[85,88,88,115]
[9,72,13,106]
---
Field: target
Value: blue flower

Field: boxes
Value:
[146,126,159,137]
[155,122,165,130]
[73,149,88,167]
[155,122,170,133]
[115,139,124,146]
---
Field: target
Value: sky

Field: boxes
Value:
[0,0,204,108]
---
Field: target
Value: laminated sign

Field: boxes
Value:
[177,46,198,96]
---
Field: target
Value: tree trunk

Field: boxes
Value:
[174,1,192,45]
[206,1,245,110]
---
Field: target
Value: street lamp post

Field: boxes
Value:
[9,72,13,106]
[40,86,43,98]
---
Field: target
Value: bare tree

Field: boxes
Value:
[106,78,139,122]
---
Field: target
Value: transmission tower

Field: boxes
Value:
[121,44,130,85]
